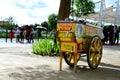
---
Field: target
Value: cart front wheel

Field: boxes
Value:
[63,52,80,67]
[87,36,103,69]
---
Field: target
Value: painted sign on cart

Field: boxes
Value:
[61,42,76,52]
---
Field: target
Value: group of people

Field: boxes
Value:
[9,25,35,43]
[103,25,120,45]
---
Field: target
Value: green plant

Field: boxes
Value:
[52,41,60,55]
[32,39,60,56]
[0,31,9,38]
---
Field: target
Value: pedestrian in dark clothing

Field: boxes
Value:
[30,28,35,43]
[16,27,21,43]
[25,26,31,43]
[109,25,114,45]
[37,29,41,41]
[114,26,120,45]
[103,26,109,45]
[20,28,24,43]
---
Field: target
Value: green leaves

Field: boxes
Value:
[48,13,57,30]
[74,0,95,17]
[32,39,60,56]
[0,16,18,29]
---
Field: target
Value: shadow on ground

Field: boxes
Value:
[80,57,120,69]
[7,64,120,80]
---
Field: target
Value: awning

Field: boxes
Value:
[81,6,120,24]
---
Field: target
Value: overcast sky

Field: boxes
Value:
[0,0,60,26]
[0,0,118,26]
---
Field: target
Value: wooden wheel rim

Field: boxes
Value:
[87,36,103,69]
[63,52,80,67]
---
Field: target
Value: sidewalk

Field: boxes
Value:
[0,42,32,48]
[101,45,120,67]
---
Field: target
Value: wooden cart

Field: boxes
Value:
[56,21,103,72]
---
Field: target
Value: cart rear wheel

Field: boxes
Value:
[87,36,103,69]
[63,52,80,67]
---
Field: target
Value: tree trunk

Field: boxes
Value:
[58,0,71,20]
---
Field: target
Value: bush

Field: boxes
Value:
[0,32,8,38]
[32,39,60,56]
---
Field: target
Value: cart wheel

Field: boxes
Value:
[63,52,80,67]
[87,35,103,69]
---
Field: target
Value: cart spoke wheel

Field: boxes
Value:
[63,52,81,67]
[87,36,103,69]
[68,53,74,63]
[90,46,96,53]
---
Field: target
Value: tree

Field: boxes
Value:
[58,0,71,20]
[0,16,17,42]
[29,24,36,30]
[5,16,14,24]
[70,0,74,13]
[41,21,48,30]
[74,0,95,17]
[58,0,95,20]
[0,16,18,29]
[5,16,18,29]
[48,13,57,30]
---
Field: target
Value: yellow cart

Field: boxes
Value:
[57,21,103,71]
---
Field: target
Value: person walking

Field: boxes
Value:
[114,26,120,45]
[37,29,41,41]
[16,27,21,43]
[30,27,35,43]
[20,27,24,43]
[103,26,109,45]
[9,28,14,42]
[108,25,114,45]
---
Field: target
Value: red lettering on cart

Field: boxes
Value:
[59,26,72,31]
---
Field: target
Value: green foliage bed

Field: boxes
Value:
[32,39,60,56]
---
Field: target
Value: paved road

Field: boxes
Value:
[0,43,120,80]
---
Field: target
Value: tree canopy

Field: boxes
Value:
[0,16,18,29]
[48,13,57,30]
[41,21,48,29]
[74,0,95,17]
